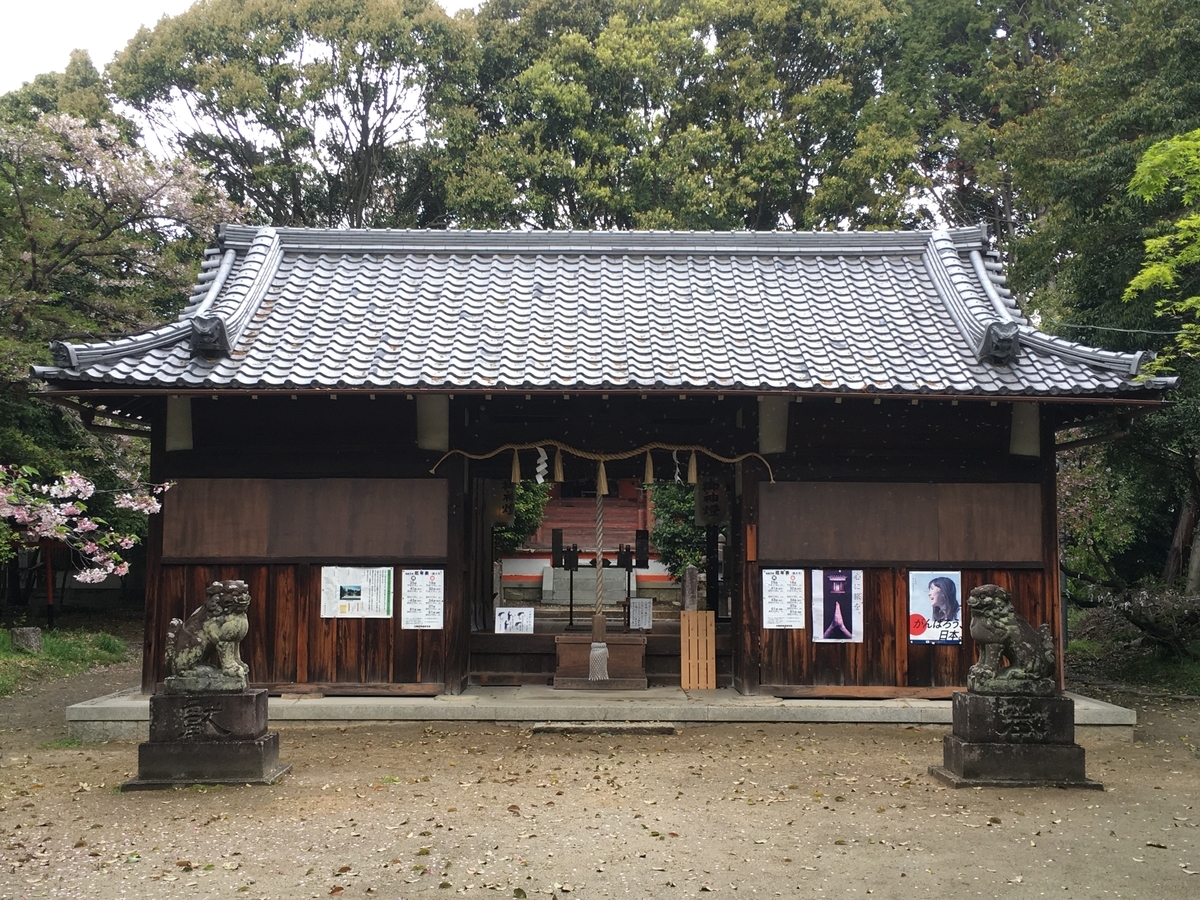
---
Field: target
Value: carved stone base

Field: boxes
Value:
[164,666,247,694]
[929,692,1102,790]
[122,689,289,790]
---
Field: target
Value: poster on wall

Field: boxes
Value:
[495,607,534,634]
[629,597,654,631]
[320,566,393,618]
[401,568,445,629]
[908,570,963,644]
[762,569,806,629]
[811,569,864,642]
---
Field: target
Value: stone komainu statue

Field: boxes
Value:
[966,584,1056,696]
[165,580,251,692]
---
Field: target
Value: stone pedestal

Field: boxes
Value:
[929,692,1102,790]
[122,689,290,791]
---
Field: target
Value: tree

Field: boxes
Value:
[648,482,704,579]
[1,62,237,580]
[437,0,896,230]
[492,481,552,554]
[110,0,468,228]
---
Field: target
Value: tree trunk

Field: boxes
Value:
[1186,519,1200,595]
[1163,492,1198,585]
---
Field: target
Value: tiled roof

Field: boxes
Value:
[33,225,1172,397]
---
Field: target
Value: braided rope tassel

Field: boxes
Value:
[594,480,604,614]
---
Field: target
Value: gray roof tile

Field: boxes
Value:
[34,226,1170,397]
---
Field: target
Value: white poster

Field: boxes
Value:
[320,567,393,618]
[401,568,445,630]
[909,570,963,644]
[629,597,653,631]
[495,607,534,634]
[812,569,864,643]
[762,569,806,629]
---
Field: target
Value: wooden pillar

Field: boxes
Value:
[1040,405,1064,689]
[442,457,470,694]
[143,397,167,694]
[734,460,762,693]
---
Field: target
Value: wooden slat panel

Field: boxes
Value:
[269,479,447,559]
[938,483,1042,563]
[307,570,337,682]
[363,619,393,683]
[680,611,716,690]
[269,566,298,683]
[162,480,270,558]
[759,483,939,562]
[244,566,270,684]
[162,478,447,560]
[864,569,897,685]
[336,617,364,683]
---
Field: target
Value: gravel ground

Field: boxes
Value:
[1,661,1198,900]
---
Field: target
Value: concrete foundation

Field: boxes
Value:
[69,687,1135,742]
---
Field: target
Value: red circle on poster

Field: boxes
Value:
[909,614,927,636]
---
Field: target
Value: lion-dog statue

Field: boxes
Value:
[966,584,1056,696]
[164,580,251,692]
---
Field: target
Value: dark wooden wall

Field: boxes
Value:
[131,391,1069,697]
[147,563,446,694]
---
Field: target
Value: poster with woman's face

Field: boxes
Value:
[811,569,864,642]
[908,571,962,644]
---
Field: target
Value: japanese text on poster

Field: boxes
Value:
[629,597,653,631]
[812,569,864,642]
[762,569,806,629]
[909,570,962,644]
[320,567,393,618]
[401,568,445,630]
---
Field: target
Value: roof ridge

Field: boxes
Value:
[191,228,282,358]
[216,223,985,255]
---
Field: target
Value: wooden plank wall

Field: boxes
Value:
[758,567,1048,690]
[143,563,447,693]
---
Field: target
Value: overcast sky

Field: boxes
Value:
[1,0,479,96]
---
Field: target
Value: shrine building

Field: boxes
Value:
[33,226,1172,697]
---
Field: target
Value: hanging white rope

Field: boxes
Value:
[429,439,775,482]
[589,468,610,680]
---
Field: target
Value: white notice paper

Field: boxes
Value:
[762,569,806,629]
[629,597,653,631]
[401,569,445,630]
[320,567,393,618]
[495,607,534,634]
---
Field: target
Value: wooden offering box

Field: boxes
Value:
[554,633,647,690]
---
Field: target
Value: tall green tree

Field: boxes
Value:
[110,0,468,228]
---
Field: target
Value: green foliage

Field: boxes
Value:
[0,628,128,698]
[1125,128,1200,365]
[110,0,468,228]
[648,482,704,580]
[493,480,552,554]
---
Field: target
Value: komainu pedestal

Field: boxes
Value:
[122,689,289,790]
[928,584,1101,790]
[122,580,289,790]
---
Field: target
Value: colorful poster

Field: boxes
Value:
[909,571,963,644]
[812,569,864,642]
[762,569,806,629]
[320,567,393,618]
[495,607,534,634]
[401,568,445,630]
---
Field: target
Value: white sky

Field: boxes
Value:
[0,0,479,96]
